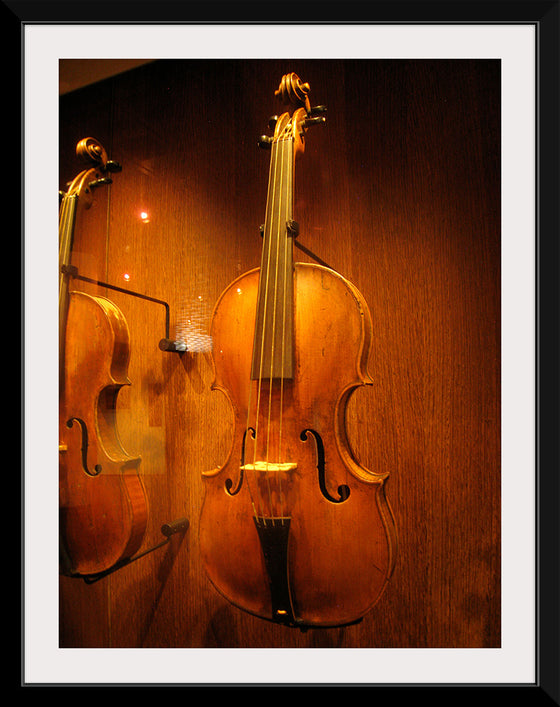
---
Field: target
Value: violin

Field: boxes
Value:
[200,74,397,628]
[59,138,148,577]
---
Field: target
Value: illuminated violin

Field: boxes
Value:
[199,74,397,628]
[59,138,148,577]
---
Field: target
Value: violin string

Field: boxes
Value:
[59,194,78,351]
[58,195,66,267]
[250,123,295,525]
[251,134,279,525]
[277,137,291,524]
[252,145,274,524]
[266,133,288,524]
[59,195,74,284]
[265,134,288,524]
[59,195,71,364]
[243,372,258,519]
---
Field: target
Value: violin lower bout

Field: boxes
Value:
[201,468,395,628]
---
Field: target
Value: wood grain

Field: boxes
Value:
[59,58,501,648]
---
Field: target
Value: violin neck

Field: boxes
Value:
[251,136,295,381]
[59,193,77,357]
[59,194,77,284]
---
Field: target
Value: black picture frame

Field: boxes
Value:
[14,2,558,701]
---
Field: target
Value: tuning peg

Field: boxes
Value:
[258,135,273,149]
[268,115,278,130]
[308,105,327,117]
[87,176,113,189]
[105,159,122,173]
[302,105,327,129]
[302,116,326,129]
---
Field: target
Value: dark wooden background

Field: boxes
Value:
[59,58,501,649]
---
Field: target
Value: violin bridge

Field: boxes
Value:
[241,461,297,474]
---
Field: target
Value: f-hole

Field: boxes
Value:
[226,426,255,495]
[300,428,350,503]
[66,417,102,476]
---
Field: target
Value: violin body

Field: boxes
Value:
[59,137,147,577]
[200,264,397,627]
[59,290,148,576]
[199,73,397,628]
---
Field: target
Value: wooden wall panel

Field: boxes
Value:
[59,58,500,649]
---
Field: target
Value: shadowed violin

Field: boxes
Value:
[199,74,397,628]
[59,137,148,577]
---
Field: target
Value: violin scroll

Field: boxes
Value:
[274,72,327,123]
[62,138,122,212]
[275,72,311,112]
[76,136,108,168]
[258,74,326,156]
[75,136,122,181]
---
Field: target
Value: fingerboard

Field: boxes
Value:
[251,136,295,381]
[59,193,78,359]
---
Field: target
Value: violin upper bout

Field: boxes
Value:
[67,290,133,385]
[294,263,374,385]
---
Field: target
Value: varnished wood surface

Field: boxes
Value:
[200,263,396,627]
[59,290,148,576]
[59,59,500,648]
[59,142,149,579]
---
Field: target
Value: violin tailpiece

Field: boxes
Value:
[253,516,297,626]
